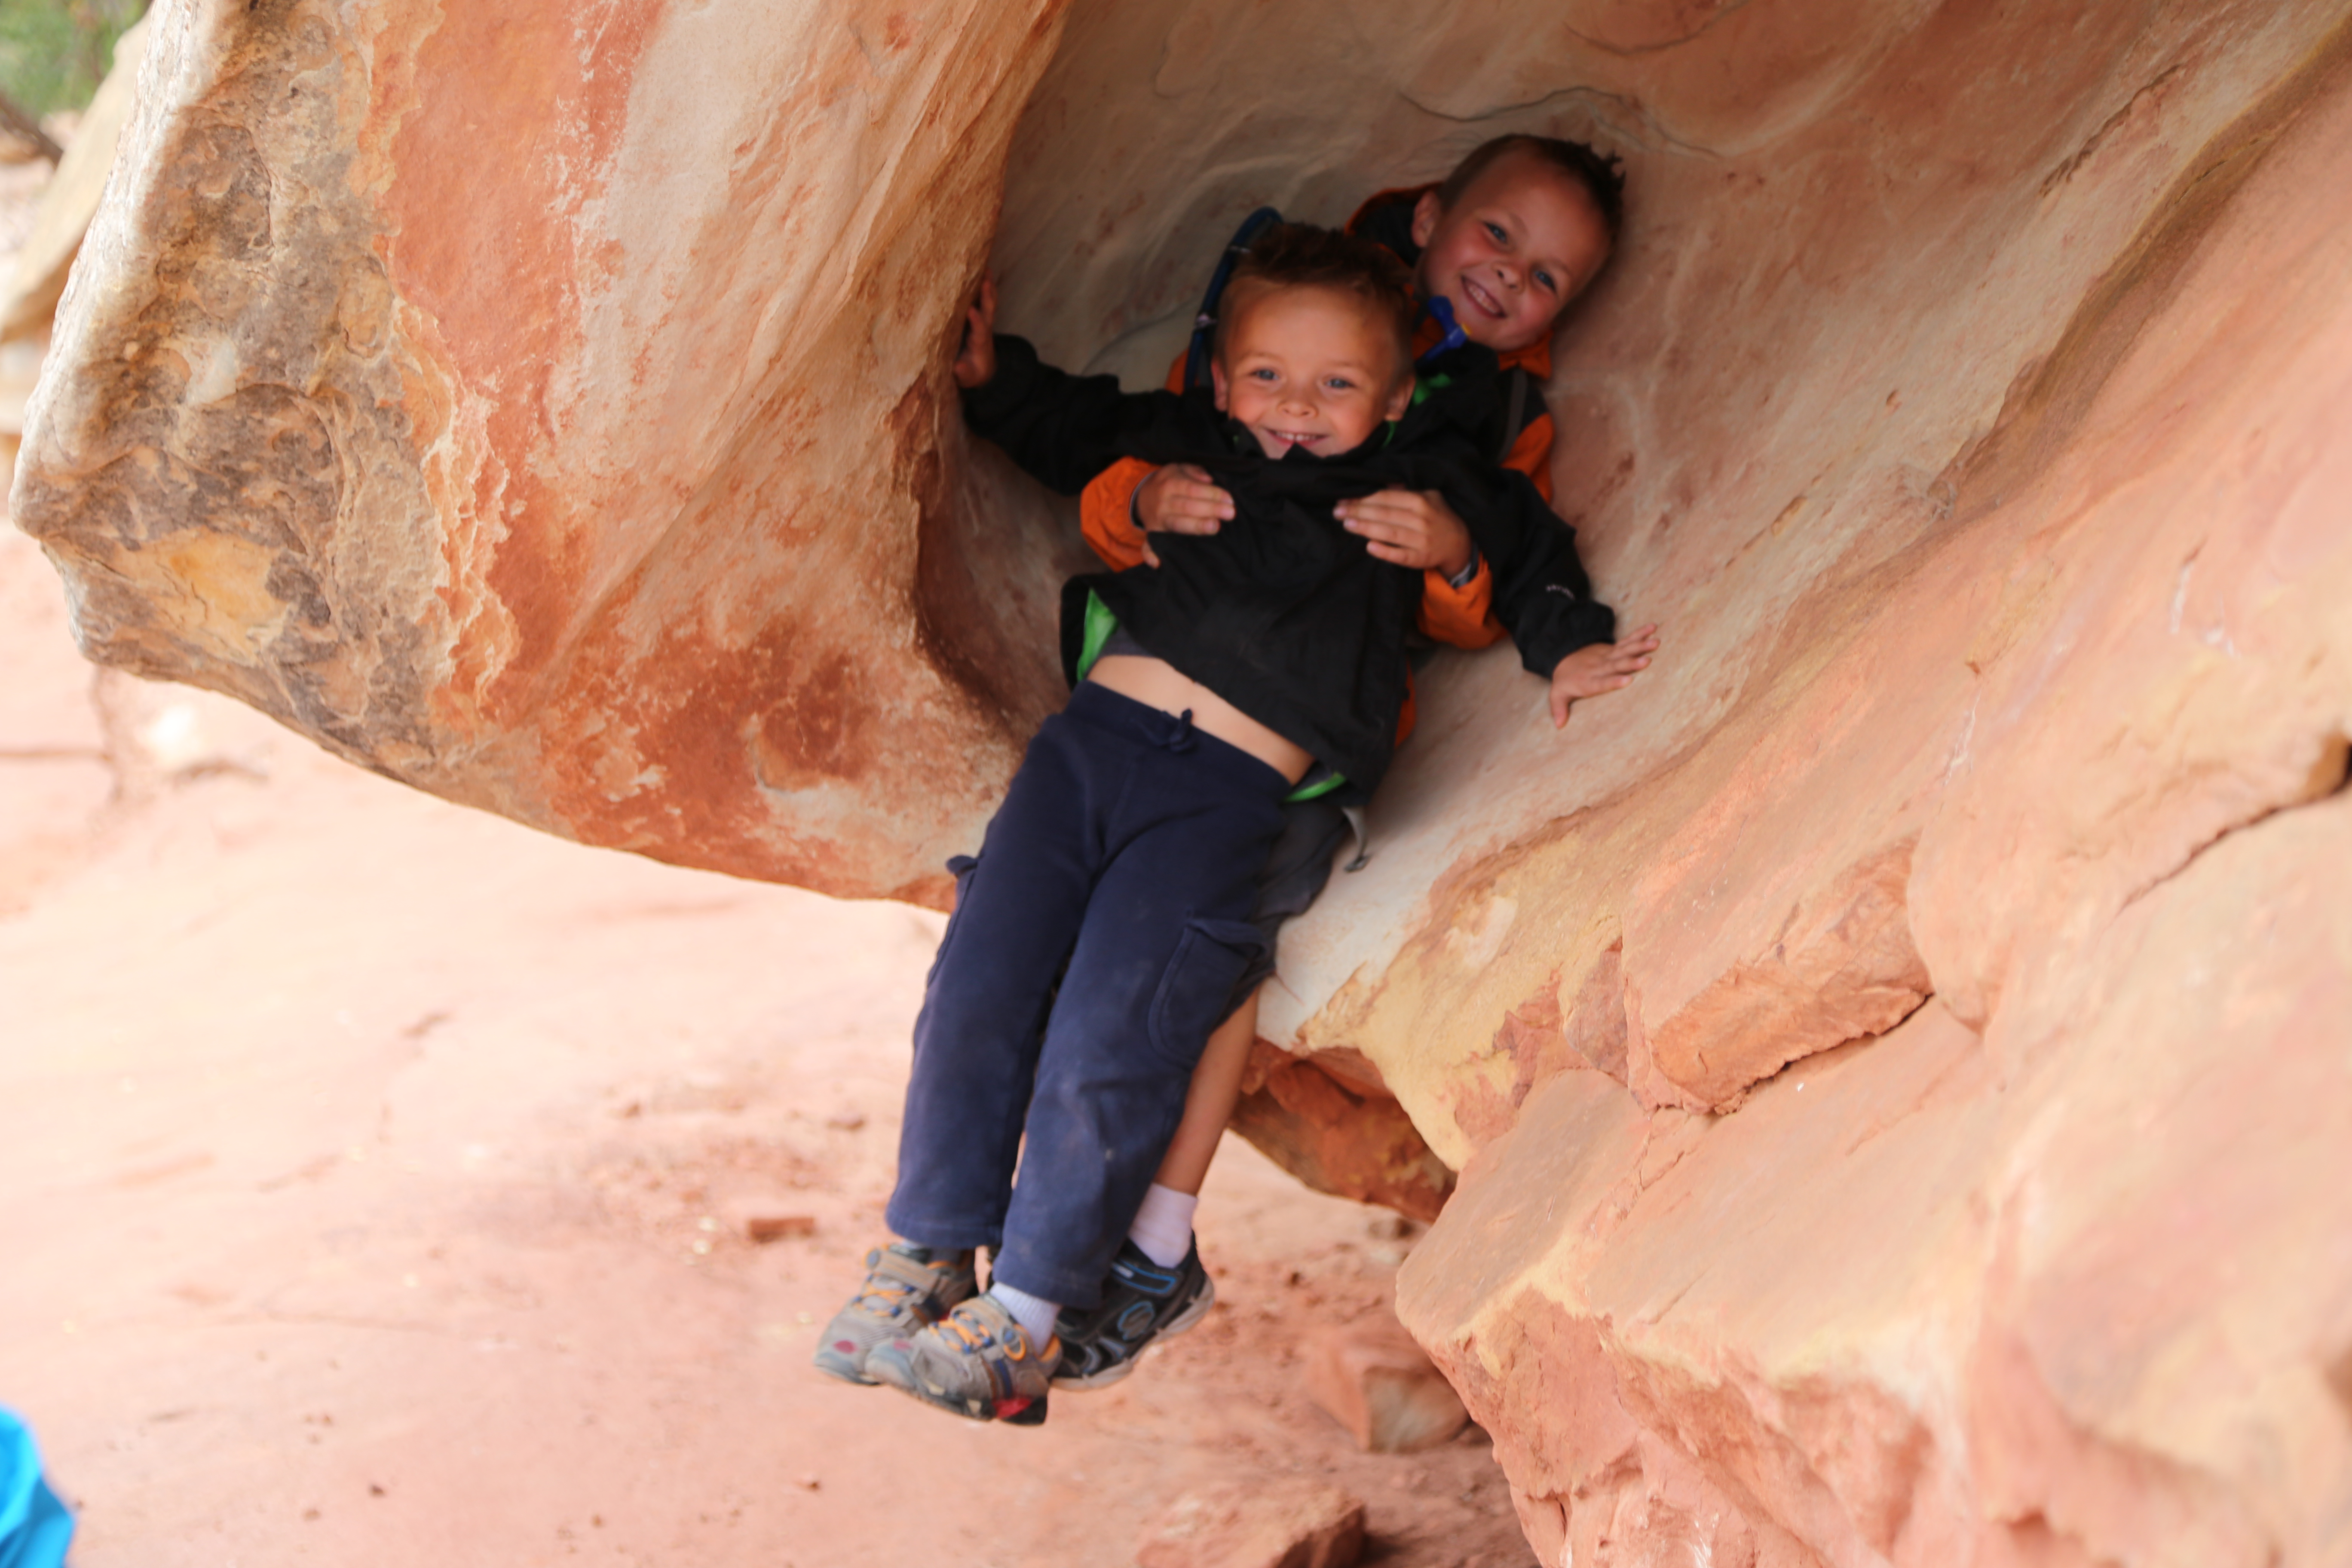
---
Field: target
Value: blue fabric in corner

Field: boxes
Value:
[0,1409,73,1568]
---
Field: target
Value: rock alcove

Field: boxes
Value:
[15,1,2352,1561]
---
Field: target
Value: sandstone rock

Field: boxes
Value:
[15,0,2352,1562]
[1136,1477,1366,1568]
[14,0,1084,904]
[1305,1314,1471,1455]
[0,18,146,343]
[1228,1042,1454,1223]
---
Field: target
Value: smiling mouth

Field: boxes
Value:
[1460,276,1506,319]
[1262,429,1324,450]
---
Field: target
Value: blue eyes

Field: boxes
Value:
[1481,218,1562,293]
[1243,370,1357,394]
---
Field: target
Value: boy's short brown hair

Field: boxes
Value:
[1437,133,1626,241]
[1219,222,1418,368]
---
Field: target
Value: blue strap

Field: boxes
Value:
[1420,296,1469,361]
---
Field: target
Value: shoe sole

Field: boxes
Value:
[883,1369,1050,1426]
[1052,1272,1216,1392]
[867,1341,1052,1427]
[811,1349,879,1387]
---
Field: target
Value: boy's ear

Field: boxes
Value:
[1385,372,1415,423]
[1410,189,1444,250]
[1210,357,1230,413]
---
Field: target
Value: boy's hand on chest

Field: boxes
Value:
[1332,487,1475,577]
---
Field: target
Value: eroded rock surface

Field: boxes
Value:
[15,0,1087,902]
[15,0,2352,1561]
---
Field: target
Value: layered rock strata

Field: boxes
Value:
[15,0,2352,1560]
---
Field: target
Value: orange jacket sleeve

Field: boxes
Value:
[1417,557,1504,648]
[1505,407,1555,503]
[1076,350,1195,569]
[1080,457,1157,570]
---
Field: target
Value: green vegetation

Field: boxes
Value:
[0,0,147,122]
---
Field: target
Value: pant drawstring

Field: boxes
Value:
[1164,708,1199,753]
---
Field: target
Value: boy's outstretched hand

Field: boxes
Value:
[1336,488,1475,578]
[952,278,998,389]
[1548,624,1660,729]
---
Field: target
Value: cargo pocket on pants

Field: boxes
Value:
[1146,918,1268,1070]
[922,855,981,989]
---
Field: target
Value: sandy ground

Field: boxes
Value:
[0,514,1534,1566]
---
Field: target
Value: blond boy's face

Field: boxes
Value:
[1212,284,1412,459]
[1411,150,1612,354]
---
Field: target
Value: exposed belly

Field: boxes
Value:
[1084,655,1313,783]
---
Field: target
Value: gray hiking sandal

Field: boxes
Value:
[812,1243,978,1386]
[1050,1237,1215,1391]
[865,1293,1058,1425]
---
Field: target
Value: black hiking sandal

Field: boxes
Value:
[1050,1237,1215,1390]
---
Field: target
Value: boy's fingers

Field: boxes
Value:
[1156,474,1231,508]
[1337,493,1431,528]
[1344,512,1441,554]
[1161,493,1230,529]
[1172,481,1235,518]
[1344,516,1416,546]
[1364,539,1446,569]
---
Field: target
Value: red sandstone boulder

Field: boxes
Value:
[1136,1477,1366,1568]
[1304,1313,1471,1455]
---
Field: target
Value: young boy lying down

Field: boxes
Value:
[815,224,1646,1426]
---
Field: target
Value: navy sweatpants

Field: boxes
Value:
[886,683,1288,1308]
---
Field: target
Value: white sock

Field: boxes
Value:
[1127,1183,1197,1269]
[986,1283,1062,1350]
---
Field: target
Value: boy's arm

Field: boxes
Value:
[961,335,1171,497]
[1416,558,1504,648]
[1076,346,1238,568]
[1353,402,1560,647]
[1079,459,1158,570]
[1466,469,1660,726]
[1463,469,1619,674]
[1504,409,1556,505]
[1413,402,1557,645]
[1331,486,1505,648]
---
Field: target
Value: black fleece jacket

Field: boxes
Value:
[962,334,1615,802]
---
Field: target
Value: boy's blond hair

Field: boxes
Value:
[1218,222,1418,366]
[1436,133,1626,241]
